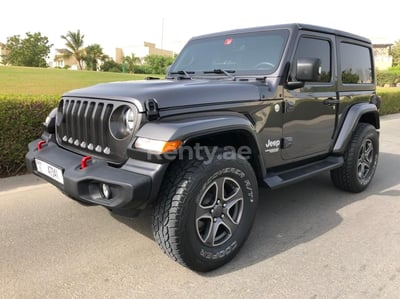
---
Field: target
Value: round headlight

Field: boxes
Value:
[44,108,57,133]
[110,105,138,140]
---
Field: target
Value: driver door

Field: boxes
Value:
[282,33,338,160]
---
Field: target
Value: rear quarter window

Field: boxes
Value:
[340,42,373,84]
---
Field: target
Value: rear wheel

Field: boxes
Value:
[152,150,258,272]
[331,123,379,192]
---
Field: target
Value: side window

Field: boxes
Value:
[292,37,331,82]
[340,42,372,84]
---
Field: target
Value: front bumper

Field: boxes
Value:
[25,138,158,212]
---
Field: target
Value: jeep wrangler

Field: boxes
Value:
[26,24,380,272]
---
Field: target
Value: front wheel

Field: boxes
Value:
[331,123,379,192]
[152,150,258,272]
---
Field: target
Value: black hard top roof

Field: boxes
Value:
[191,23,371,44]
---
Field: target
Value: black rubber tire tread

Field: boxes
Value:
[152,151,258,271]
[331,123,378,193]
[152,158,204,267]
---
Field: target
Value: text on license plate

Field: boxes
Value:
[35,159,64,185]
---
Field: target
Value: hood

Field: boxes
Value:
[63,79,274,111]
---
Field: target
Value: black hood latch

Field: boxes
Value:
[145,98,160,121]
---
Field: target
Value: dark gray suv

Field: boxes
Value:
[26,23,380,271]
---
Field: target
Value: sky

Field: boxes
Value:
[1,0,398,60]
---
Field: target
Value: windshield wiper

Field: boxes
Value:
[169,70,194,79]
[203,69,235,78]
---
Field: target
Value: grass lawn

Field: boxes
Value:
[1,65,399,102]
[0,66,163,96]
[377,87,400,93]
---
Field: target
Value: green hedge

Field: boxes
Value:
[376,67,400,87]
[0,95,59,177]
[379,90,400,115]
[0,90,399,178]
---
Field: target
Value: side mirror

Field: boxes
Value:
[295,58,321,82]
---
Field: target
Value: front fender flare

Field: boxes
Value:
[132,112,266,177]
[128,113,265,203]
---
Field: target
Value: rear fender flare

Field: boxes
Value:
[333,103,379,154]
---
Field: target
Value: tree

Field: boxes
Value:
[84,44,104,71]
[144,54,175,74]
[100,58,122,72]
[4,32,52,67]
[122,53,141,73]
[61,30,85,70]
[392,40,400,67]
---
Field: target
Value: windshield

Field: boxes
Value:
[170,29,289,76]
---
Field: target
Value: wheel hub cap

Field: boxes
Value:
[211,204,223,218]
[196,177,244,247]
[357,138,374,180]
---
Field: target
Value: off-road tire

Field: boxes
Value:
[152,150,258,272]
[331,123,379,192]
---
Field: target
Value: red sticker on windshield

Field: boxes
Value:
[224,38,233,45]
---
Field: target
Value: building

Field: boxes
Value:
[144,42,174,57]
[115,48,124,64]
[53,49,79,70]
[116,41,174,62]
[373,43,393,70]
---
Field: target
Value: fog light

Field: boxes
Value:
[100,183,112,199]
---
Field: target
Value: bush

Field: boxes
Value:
[379,89,400,115]
[144,55,175,74]
[376,67,400,87]
[100,60,122,73]
[0,95,59,177]
[133,64,153,74]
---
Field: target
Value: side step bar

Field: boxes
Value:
[264,156,344,189]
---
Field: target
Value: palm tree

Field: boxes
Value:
[84,44,104,71]
[61,30,85,70]
[123,53,141,73]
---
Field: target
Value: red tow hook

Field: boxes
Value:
[37,140,46,151]
[81,156,92,169]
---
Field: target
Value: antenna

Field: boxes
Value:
[161,18,164,50]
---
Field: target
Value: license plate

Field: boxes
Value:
[35,159,64,185]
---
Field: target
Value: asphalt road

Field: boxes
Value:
[1,114,400,298]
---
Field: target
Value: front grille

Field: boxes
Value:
[56,97,136,163]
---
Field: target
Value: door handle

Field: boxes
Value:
[323,98,339,106]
